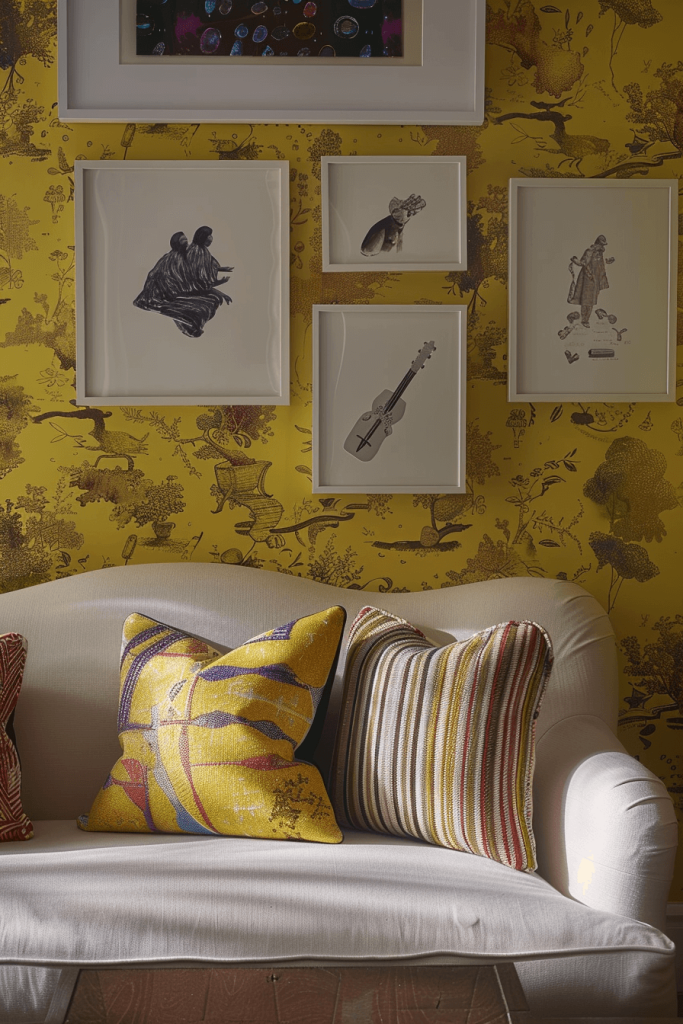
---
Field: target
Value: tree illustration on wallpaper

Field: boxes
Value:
[0,1,55,161]
[0,484,83,594]
[487,1,585,98]
[583,437,677,611]
[0,376,36,479]
[588,532,659,612]
[0,193,38,290]
[597,0,662,92]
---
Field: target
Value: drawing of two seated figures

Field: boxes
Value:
[133,226,233,339]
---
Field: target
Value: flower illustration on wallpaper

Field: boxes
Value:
[133,226,234,338]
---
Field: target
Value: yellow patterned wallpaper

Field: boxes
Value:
[1,0,683,896]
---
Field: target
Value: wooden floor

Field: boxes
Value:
[64,964,529,1024]
[56,964,683,1024]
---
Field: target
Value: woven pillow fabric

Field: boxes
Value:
[331,607,553,871]
[79,607,345,843]
[0,633,33,842]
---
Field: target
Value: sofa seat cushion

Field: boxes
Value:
[0,820,673,970]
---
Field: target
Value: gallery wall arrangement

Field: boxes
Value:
[1,0,683,898]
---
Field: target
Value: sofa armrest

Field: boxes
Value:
[532,714,678,931]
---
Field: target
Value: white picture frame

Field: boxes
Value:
[321,156,467,273]
[508,178,679,404]
[75,160,289,407]
[313,304,466,494]
[58,0,486,125]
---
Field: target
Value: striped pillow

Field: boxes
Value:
[330,607,553,871]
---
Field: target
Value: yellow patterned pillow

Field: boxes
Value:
[78,608,345,843]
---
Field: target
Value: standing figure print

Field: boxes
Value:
[361,194,426,258]
[134,225,233,339]
[567,234,615,328]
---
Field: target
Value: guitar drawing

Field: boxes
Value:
[343,341,436,462]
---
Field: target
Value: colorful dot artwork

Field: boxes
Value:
[136,0,402,57]
[199,26,222,51]
[334,16,359,38]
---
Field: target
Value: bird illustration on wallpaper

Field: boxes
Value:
[344,341,436,462]
[133,226,233,338]
[360,194,427,257]
[557,233,628,366]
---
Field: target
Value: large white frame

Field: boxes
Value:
[58,0,486,125]
[321,155,467,273]
[508,178,679,404]
[313,304,466,494]
[75,160,290,407]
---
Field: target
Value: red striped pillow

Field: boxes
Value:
[0,633,33,842]
[330,608,553,871]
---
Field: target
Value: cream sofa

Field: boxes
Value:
[0,563,678,1021]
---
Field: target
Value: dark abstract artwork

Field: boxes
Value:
[136,0,403,58]
[133,226,233,338]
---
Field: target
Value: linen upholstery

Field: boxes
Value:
[80,609,344,843]
[331,607,552,871]
[0,564,678,1018]
[0,633,32,842]
[0,966,63,1024]
[533,713,678,932]
[7,566,618,823]
[0,820,675,1018]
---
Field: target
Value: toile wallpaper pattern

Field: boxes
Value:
[1,0,683,896]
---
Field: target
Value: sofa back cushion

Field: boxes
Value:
[1,564,617,820]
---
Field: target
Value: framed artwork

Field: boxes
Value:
[321,156,467,273]
[313,304,466,494]
[75,160,289,406]
[135,0,408,59]
[508,178,679,404]
[58,0,486,124]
